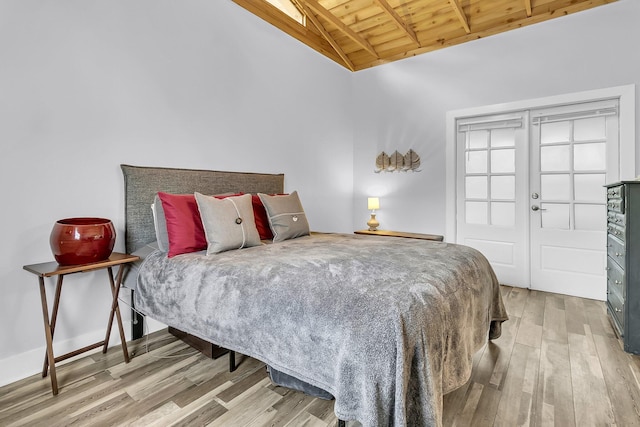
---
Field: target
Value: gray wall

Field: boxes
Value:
[2,0,639,387]
[0,0,353,385]
[352,0,639,235]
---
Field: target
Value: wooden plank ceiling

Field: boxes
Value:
[232,0,616,71]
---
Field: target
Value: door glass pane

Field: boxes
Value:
[541,121,571,144]
[575,204,606,231]
[468,131,488,149]
[466,151,487,173]
[574,174,606,202]
[466,201,488,224]
[491,128,515,147]
[574,142,606,171]
[491,202,515,227]
[541,145,570,171]
[466,176,487,199]
[491,149,515,173]
[541,203,570,229]
[491,176,515,200]
[541,174,570,200]
[574,117,606,141]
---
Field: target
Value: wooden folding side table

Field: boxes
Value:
[23,252,139,395]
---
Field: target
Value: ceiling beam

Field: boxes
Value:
[291,0,355,71]
[362,0,614,71]
[525,0,532,17]
[373,0,420,46]
[298,0,379,58]
[448,0,471,34]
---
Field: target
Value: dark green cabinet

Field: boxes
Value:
[606,181,640,354]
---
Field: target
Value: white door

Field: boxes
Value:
[529,100,619,300]
[455,99,620,300]
[456,112,529,286]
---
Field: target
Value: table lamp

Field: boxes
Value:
[367,197,380,231]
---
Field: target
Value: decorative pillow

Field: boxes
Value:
[157,192,207,257]
[251,194,272,240]
[151,195,169,252]
[258,191,310,242]
[195,192,261,254]
[157,192,243,257]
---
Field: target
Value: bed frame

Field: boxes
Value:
[120,164,285,342]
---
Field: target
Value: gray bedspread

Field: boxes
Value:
[135,233,507,426]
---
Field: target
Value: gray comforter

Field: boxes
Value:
[135,233,507,426]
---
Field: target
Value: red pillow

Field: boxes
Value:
[251,193,288,240]
[158,192,242,257]
[251,194,273,240]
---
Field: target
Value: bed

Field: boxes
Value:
[121,164,508,427]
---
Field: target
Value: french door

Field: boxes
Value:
[455,112,529,287]
[456,99,620,300]
[529,101,619,300]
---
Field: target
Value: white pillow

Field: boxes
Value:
[151,195,169,252]
[194,192,261,254]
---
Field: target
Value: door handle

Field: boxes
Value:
[531,205,547,212]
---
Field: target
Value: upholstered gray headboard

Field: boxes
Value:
[121,164,285,253]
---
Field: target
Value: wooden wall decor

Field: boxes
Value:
[375,149,421,173]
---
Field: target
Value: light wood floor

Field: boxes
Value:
[1,286,640,426]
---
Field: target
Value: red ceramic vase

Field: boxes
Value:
[49,218,116,266]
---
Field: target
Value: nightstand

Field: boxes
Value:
[23,252,139,395]
[354,230,444,241]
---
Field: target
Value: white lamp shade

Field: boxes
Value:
[367,197,380,210]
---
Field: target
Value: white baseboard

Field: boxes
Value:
[0,318,166,388]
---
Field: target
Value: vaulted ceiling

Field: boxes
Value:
[233,0,616,71]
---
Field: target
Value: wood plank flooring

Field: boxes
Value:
[2,286,640,426]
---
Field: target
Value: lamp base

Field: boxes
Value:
[367,214,379,231]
